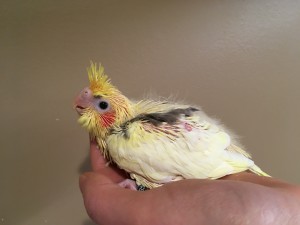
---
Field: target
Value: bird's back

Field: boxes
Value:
[107,100,269,188]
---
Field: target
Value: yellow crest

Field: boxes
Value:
[87,62,117,96]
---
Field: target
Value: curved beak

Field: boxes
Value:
[74,87,93,115]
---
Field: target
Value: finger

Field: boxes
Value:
[79,172,137,225]
[89,139,108,171]
[79,172,117,193]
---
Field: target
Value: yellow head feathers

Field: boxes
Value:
[88,62,119,96]
[75,63,135,157]
[84,62,134,129]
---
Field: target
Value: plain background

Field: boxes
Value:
[1,1,300,224]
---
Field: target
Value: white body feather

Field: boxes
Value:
[106,100,268,188]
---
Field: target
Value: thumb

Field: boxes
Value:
[89,139,108,171]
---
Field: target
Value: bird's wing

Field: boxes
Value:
[107,107,255,186]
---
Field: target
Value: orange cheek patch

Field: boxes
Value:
[100,112,116,127]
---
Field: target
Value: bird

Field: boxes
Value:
[74,62,269,189]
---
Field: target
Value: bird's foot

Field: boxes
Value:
[118,179,137,190]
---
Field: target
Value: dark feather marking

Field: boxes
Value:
[119,122,130,139]
[111,107,199,139]
[133,107,199,126]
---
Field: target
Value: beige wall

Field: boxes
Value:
[1,1,300,224]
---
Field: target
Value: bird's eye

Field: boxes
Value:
[98,101,109,110]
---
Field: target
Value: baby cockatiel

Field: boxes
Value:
[75,63,269,189]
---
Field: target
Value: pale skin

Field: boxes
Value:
[79,140,300,225]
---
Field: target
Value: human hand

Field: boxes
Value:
[79,141,300,225]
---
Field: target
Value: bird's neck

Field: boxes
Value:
[95,102,134,160]
[113,96,135,126]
